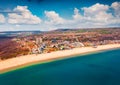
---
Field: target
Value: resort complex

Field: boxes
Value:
[0,28,120,60]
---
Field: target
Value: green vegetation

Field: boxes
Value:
[77,29,87,33]
[98,29,112,34]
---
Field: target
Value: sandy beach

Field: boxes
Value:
[0,44,120,73]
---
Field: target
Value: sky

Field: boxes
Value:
[0,0,120,31]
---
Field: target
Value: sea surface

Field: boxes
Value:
[0,49,120,85]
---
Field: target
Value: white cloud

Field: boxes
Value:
[0,2,120,31]
[44,11,65,25]
[82,3,113,24]
[42,2,120,30]
[73,8,83,20]
[82,3,109,16]
[70,2,120,27]
[111,2,120,18]
[15,24,20,27]
[8,6,42,24]
[0,14,5,23]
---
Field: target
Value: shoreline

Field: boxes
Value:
[0,44,120,74]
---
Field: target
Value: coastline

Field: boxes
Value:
[0,44,120,74]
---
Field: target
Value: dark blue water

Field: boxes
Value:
[0,49,120,85]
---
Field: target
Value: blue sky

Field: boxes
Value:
[0,0,120,31]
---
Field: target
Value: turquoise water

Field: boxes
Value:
[0,49,120,85]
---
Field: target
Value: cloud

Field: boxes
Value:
[42,2,120,30]
[73,8,83,20]
[0,14,5,23]
[44,11,65,25]
[70,2,119,27]
[0,8,16,13]
[0,2,120,31]
[81,3,114,25]
[111,2,120,18]
[8,6,42,24]
[46,2,120,29]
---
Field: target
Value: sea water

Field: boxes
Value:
[0,49,120,85]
